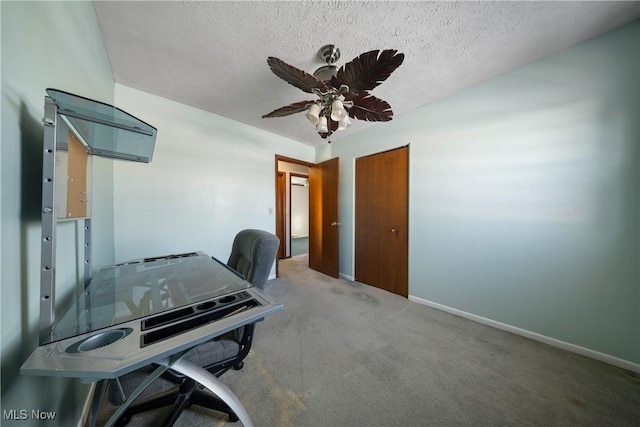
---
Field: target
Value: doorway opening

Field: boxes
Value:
[290,173,309,257]
[275,156,313,275]
[275,155,340,279]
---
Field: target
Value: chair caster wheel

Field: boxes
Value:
[233,361,244,370]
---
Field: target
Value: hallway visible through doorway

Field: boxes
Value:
[291,237,308,256]
[275,157,310,258]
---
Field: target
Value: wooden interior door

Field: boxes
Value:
[309,157,340,278]
[275,172,286,260]
[355,146,408,297]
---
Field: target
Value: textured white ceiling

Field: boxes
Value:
[94,1,640,147]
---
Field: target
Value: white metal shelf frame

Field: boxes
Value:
[39,90,157,345]
[40,96,93,345]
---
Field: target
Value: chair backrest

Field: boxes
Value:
[227,229,280,289]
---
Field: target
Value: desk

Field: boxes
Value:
[21,251,282,426]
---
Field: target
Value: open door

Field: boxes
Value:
[275,172,286,261]
[308,157,340,278]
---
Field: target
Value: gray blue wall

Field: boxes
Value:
[318,22,639,366]
[111,85,315,265]
[1,1,114,424]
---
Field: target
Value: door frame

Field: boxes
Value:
[274,155,314,277]
[276,172,286,261]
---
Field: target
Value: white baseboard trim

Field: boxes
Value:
[339,273,354,282]
[408,295,640,374]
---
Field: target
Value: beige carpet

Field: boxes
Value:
[98,254,640,426]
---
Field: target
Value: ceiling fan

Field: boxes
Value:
[262,45,404,139]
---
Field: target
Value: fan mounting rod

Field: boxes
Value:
[318,44,340,65]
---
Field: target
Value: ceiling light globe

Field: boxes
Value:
[317,116,328,133]
[330,99,347,121]
[338,116,351,130]
[306,104,321,125]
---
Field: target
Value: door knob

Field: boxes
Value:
[390,228,397,233]
[331,222,341,226]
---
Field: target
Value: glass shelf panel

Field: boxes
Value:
[46,88,157,163]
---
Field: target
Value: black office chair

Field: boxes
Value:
[112,230,279,426]
[227,229,280,290]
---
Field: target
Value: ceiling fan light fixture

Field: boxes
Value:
[317,116,328,133]
[330,99,347,121]
[306,103,321,125]
[338,116,351,130]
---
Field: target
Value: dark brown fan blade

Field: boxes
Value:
[267,57,329,94]
[332,50,404,93]
[346,93,394,122]
[262,100,315,118]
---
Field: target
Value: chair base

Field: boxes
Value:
[113,323,255,426]
[114,377,238,426]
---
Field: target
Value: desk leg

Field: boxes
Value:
[86,379,108,427]
[103,364,169,427]
[168,358,254,427]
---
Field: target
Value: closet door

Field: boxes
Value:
[355,146,408,297]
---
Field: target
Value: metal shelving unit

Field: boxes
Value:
[39,89,157,345]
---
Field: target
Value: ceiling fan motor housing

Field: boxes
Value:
[319,44,340,64]
[314,45,341,82]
